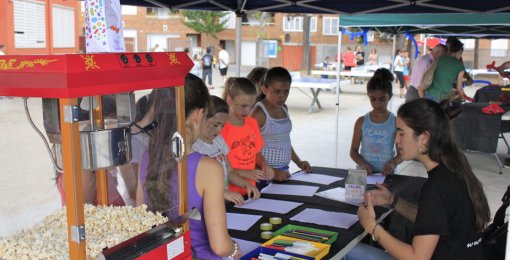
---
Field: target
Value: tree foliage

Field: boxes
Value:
[180,10,229,44]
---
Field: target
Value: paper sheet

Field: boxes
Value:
[314,187,361,206]
[367,173,386,185]
[226,213,263,231]
[235,198,303,214]
[290,208,359,229]
[290,171,344,185]
[232,237,260,257]
[261,183,320,197]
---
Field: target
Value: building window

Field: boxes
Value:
[221,12,236,29]
[491,39,508,57]
[460,39,475,50]
[310,17,317,32]
[14,0,46,48]
[323,17,339,36]
[146,7,170,18]
[52,5,75,48]
[121,5,137,15]
[283,16,303,32]
[242,12,275,26]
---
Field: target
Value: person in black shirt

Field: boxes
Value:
[355,45,365,66]
[345,98,490,260]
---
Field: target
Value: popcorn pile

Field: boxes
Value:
[0,204,167,259]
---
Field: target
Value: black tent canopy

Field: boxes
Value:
[122,0,510,14]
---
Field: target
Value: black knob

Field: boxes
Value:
[133,54,141,63]
[120,54,129,64]
[145,53,153,63]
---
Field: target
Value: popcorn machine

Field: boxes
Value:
[0,52,193,259]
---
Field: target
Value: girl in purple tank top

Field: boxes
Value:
[136,74,241,259]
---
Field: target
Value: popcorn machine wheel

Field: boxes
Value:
[0,52,193,259]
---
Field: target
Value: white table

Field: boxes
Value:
[311,70,374,79]
[468,69,509,85]
[291,77,349,112]
[469,69,500,79]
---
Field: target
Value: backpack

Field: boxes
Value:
[483,185,509,260]
[203,55,212,68]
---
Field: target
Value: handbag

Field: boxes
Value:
[483,185,509,260]
[420,60,438,91]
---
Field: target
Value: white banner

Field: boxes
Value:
[84,0,126,53]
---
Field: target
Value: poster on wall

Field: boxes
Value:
[263,40,278,58]
[85,0,126,53]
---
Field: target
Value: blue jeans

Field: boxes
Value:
[202,68,212,85]
[343,243,394,260]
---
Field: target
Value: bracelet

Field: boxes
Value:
[371,223,379,241]
[390,195,399,209]
[228,240,239,258]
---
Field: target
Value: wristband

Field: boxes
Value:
[371,223,379,241]
[228,240,239,258]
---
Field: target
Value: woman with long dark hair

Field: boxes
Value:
[345,98,490,259]
[137,74,240,259]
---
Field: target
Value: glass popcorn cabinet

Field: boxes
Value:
[0,52,193,259]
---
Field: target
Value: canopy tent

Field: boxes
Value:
[122,0,509,14]
[119,0,510,167]
[335,12,510,166]
[339,13,510,36]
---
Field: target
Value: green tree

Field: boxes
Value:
[180,11,229,46]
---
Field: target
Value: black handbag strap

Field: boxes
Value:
[493,185,510,226]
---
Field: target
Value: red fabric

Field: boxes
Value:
[221,116,264,195]
[342,52,356,67]
[482,103,505,115]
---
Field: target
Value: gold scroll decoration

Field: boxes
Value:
[81,55,100,71]
[166,52,180,65]
[0,58,58,70]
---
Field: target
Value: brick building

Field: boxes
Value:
[0,0,80,55]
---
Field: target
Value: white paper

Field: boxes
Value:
[226,213,262,231]
[314,187,361,206]
[261,183,320,197]
[290,208,359,229]
[367,173,386,185]
[235,198,303,214]
[232,238,260,257]
[290,171,344,185]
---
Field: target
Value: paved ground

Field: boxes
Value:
[0,65,509,238]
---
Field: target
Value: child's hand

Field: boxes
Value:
[299,161,312,173]
[262,165,274,180]
[245,184,261,200]
[360,163,373,175]
[241,170,266,181]
[224,191,245,206]
[382,160,396,176]
[273,169,291,181]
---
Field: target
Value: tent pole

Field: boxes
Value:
[391,34,396,72]
[235,14,242,77]
[335,21,342,168]
[423,35,427,56]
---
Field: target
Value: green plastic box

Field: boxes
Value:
[272,224,338,245]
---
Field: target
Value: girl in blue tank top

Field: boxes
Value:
[350,68,402,175]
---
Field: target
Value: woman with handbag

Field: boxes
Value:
[344,98,490,260]
[419,38,466,102]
